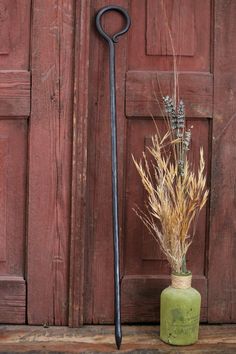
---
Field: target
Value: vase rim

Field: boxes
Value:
[171,272,192,289]
[172,271,192,277]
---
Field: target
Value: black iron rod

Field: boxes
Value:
[95,6,131,350]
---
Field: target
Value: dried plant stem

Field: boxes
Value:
[133,100,209,274]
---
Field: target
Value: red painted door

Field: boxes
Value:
[0,1,30,323]
[0,0,73,325]
[85,0,236,324]
[122,0,210,322]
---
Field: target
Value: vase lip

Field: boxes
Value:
[171,271,192,277]
[171,272,192,289]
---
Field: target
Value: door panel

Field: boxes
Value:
[128,0,211,71]
[0,121,27,323]
[0,0,31,323]
[146,0,195,57]
[0,0,30,69]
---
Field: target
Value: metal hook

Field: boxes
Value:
[96,5,131,44]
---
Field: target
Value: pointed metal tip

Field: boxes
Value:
[115,333,122,350]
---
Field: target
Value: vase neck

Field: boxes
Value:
[171,273,192,289]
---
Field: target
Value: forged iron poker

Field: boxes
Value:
[95,5,131,350]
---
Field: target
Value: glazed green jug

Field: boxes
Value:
[160,272,201,345]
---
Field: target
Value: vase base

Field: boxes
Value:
[160,335,198,346]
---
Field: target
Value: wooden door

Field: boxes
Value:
[0,0,30,324]
[84,0,236,324]
[122,0,211,323]
[0,0,74,325]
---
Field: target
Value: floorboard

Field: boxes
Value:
[0,325,235,353]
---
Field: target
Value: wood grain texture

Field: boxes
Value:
[126,71,213,118]
[146,0,195,56]
[0,121,27,275]
[0,137,7,261]
[0,0,30,325]
[0,277,25,324]
[208,0,236,323]
[0,0,10,54]
[128,0,211,72]
[0,0,30,69]
[0,121,27,324]
[28,0,74,326]
[0,71,30,117]
[0,325,236,353]
[122,275,207,323]
[69,0,90,327]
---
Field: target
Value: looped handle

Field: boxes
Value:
[96,5,131,44]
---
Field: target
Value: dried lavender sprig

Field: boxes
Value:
[163,96,191,177]
[177,100,185,129]
[183,130,191,151]
[178,159,185,176]
[163,96,177,131]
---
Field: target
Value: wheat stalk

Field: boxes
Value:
[133,98,209,274]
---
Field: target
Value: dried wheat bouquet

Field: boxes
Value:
[133,96,209,274]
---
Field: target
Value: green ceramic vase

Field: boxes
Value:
[160,273,201,346]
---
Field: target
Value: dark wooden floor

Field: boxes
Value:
[0,325,235,353]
